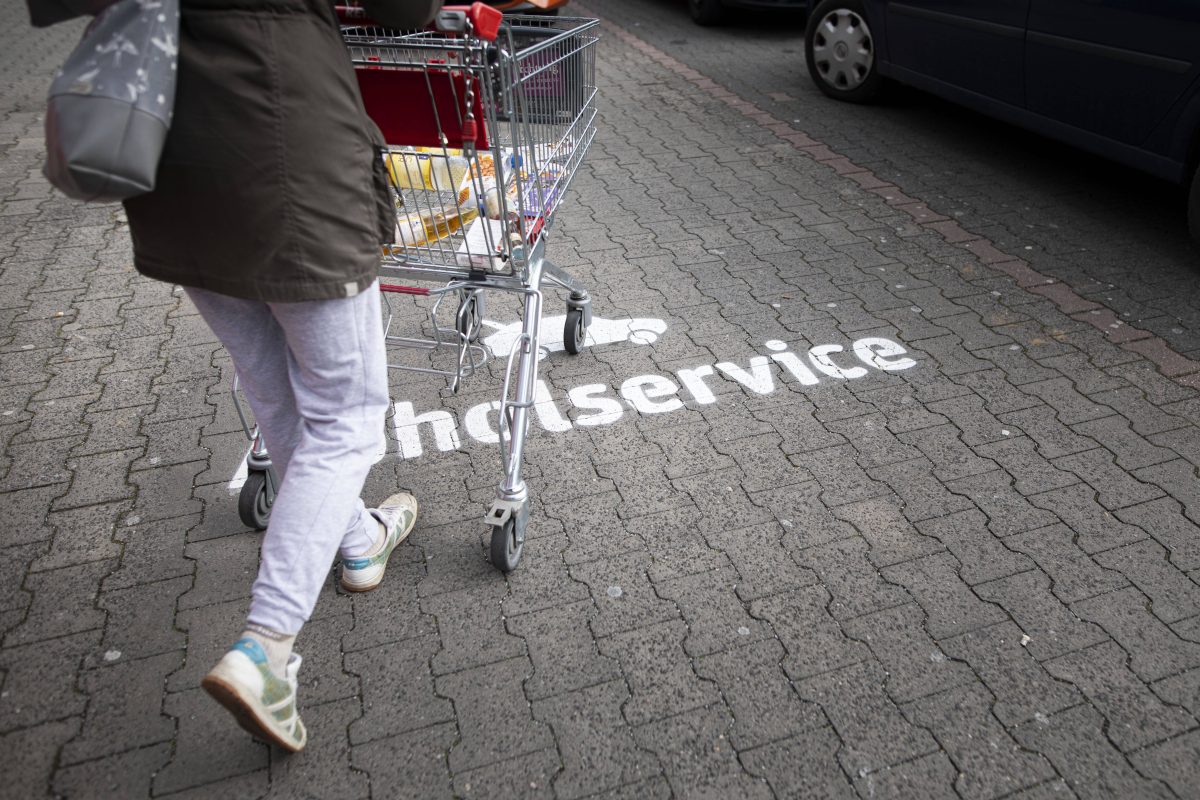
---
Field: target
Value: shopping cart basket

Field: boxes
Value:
[232,3,600,573]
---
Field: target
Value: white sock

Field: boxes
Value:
[242,623,296,676]
[360,519,388,557]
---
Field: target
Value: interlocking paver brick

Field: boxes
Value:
[126,460,206,523]
[1093,540,1200,623]
[52,449,139,511]
[531,680,659,799]
[869,457,975,522]
[0,436,76,492]
[596,620,718,726]
[973,436,1079,497]
[154,688,268,796]
[508,599,620,701]
[0,484,61,546]
[882,552,1006,640]
[177,533,257,612]
[623,505,728,582]
[631,704,773,799]
[1116,499,1200,573]
[60,651,181,765]
[351,722,456,800]
[1072,415,1176,471]
[1053,448,1165,510]
[1013,704,1173,799]
[572,551,678,638]
[551,491,645,566]
[842,603,973,703]
[904,683,1056,799]
[0,630,99,734]
[52,743,173,800]
[436,656,553,774]
[740,726,855,798]
[346,634,452,746]
[830,496,943,567]
[425,584,526,675]
[798,659,939,777]
[792,535,910,619]
[1093,386,1188,437]
[694,638,825,749]
[0,718,81,799]
[1150,426,1200,469]
[1045,640,1196,752]
[751,585,869,680]
[1001,406,1095,460]
[1129,730,1200,800]
[1073,586,1200,681]
[267,698,368,800]
[792,443,889,507]
[940,620,1081,726]
[91,577,189,667]
[1028,483,1147,554]
[852,752,961,799]
[707,521,819,601]
[1006,524,1129,603]
[5,558,112,646]
[915,509,1032,585]
[656,567,772,657]
[102,512,195,592]
[1136,458,1200,527]
[825,412,921,468]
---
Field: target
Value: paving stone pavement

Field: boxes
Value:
[4,0,1200,797]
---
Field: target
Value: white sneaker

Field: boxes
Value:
[201,638,307,752]
[340,492,419,592]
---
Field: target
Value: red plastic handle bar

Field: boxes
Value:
[379,284,431,296]
[438,3,502,41]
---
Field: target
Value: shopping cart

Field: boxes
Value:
[233,3,600,573]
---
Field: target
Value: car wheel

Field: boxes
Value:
[805,0,882,103]
[689,0,725,26]
[1189,160,1200,245]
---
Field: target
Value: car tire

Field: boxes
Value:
[805,0,883,103]
[1189,160,1200,245]
[689,0,725,26]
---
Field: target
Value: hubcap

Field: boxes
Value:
[812,9,874,91]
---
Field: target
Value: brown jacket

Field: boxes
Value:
[122,0,433,302]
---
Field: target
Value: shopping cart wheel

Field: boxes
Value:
[238,470,273,531]
[489,518,523,572]
[564,307,587,355]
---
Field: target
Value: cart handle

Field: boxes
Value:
[335,2,502,41]
[438,4,503,41]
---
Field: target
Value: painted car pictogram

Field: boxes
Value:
[481,314,668,358]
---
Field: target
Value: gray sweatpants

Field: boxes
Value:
[187,284,390,635]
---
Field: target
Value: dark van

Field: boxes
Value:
[803,1,1200,241]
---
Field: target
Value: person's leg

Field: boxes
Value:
[246,282,393,635]
[187,288,311,750]
[185,288,302,481]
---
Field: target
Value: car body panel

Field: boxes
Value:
[1026,0,1200,147]
[722,0,810,9]
[853,0,1200,183]
[884,1,1029,107]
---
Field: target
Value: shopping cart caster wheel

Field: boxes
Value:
[490,518,523,572]
[564,307,587,355]
[238,471,273,531]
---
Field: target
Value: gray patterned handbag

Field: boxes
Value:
[44,0,180,202]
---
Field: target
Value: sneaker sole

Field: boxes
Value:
[339,505,417,593]
[201,673,306,753]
